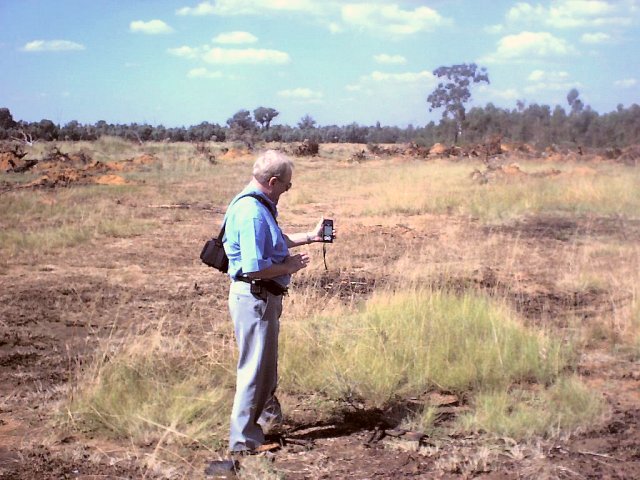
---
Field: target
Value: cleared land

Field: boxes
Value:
[1,139,639,479]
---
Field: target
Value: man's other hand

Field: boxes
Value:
[285,253,310,273]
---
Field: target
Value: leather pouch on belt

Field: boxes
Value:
[254,279,287,296]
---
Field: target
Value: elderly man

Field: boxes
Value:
[223,150,327,455]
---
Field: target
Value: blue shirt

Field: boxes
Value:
[222,186,290,286]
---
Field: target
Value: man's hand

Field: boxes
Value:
[247,253,310,279]
[308,218,324,242]
[284,253,310,273]
[308,217,337,243]
[283,217,337,248]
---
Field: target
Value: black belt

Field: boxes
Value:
[234,276,288,296]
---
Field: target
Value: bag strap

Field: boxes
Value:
[216,192,277,241]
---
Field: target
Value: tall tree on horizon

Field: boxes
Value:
[427,63,490,144]
[253,107,279,130]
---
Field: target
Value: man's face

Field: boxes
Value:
[272,169,292,199]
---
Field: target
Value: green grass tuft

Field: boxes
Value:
[280,289,568,406]
[66,331,235,449]
[456,376,605,439]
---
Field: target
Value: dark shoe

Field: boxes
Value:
[230,442,281,457]
[265,432,286,444]
[204,459,239,478]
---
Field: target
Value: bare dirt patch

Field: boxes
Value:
[486,214,640,243]
[1,149,157,191]
[294,271,380,302]
[0,444,150,480]
[0,143,29,172]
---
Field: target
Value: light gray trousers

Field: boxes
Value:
[228,281,283,452]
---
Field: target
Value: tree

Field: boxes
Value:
[60,120,82,141]
[427,63,489,143]
[344,122,368,143]
[550,105,568,144]
[0,108,16,140]
[253,107,279,130]
[297,114,316,130]
[566,89,588,144]
[0,108,16,130]
[227,110,255,131]
[226,109,257,146]
[567,88,584,114]
[32,119,58,141]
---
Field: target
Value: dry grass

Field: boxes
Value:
[288,158,640,221]
[65,318,236,450]
[4,141,637,475]
[0,186,154,257]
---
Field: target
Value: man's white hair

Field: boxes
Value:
[252,150,294,184]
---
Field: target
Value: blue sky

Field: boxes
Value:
[1,0,638,128]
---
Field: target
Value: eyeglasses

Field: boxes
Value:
[275,177,292,191]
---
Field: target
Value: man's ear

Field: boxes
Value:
[267,177,278,187]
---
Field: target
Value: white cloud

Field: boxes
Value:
[177,1,216,15]
[187,67,224,78]
[528,69,546,82]
[169,37,290,66]
[614,78,637,88]
[373,53,406,65]
[525,69,579,93]
[167,45,203,59]
[484,24,504,34]
[177,0,321,16]
[203,47,290,64]
[506,1,632,29]
[345,69,434,97]
[340,3,451,35]
[492,88,520,100]
[213,31,258,44]
[506,2,546,23]
[130,19,174,34]
[22,40,85,52]
[180,1,450,36]
[278,88,323,102]
[477,85,521,101]
[328,22,343,34]
[580,32,610,43]
[481,31,577,63]
[367,70,434,83]
[528,70,570,82]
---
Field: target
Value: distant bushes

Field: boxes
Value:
[2,102,639,148]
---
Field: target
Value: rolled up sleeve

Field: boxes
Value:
[238,216,273,274]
